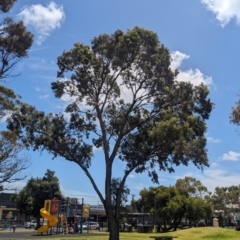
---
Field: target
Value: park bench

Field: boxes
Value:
[149,236,178,240]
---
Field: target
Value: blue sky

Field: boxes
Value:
[2,0,240,204]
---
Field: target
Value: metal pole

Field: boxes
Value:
[80,198,84,234]
[154,194,156,226]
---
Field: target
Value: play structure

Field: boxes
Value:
[36,198,59,234]
[36,197,86,235]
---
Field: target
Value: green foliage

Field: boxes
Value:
[12,169,62,219]
[133,186,187,230]
[0,130,29,191]
[231,98,240,125]
[0,1,33,189]
[133,180,213,231]
[111,177,130,206]
[210,185,240,220]
[7,27,213,240]
[0,0,33,118]
[0,0,16,13]
[175,176,209,197]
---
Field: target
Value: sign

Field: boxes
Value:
[90,205,104,210]
[5,211,13,219]
[82,205,90,218]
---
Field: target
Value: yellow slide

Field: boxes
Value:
[36,208,58,233]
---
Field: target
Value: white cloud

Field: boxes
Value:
[201,168,240,192]
[174,164,240,193]
[128,174,135,178]
[171,51,213,86]
[210,162,219,168]
[2,180,27,193]
[220,151,240,161]
[207,137,222,143]
[60,186,101,205]
[201,0,240,27]
[18,1,65,45]
[132,182,146,191]
[176,69,213,86]
[170,51,190,70]
[39,94,49,100]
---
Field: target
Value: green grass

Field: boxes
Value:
[1,227,240,240]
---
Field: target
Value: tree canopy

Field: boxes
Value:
[132,183,213,231]
[0,0,33,191]
[0,0,33,118]
[175,176,209,198]
[7,27,213,240]
[0,131,30,191]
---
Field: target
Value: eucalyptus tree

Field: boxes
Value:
[0,131,30,191]
[175,176,209,198]
[0,0,33,191]
[8,27,213,240]
[0,0,33,117]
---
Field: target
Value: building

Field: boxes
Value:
[0,192,20,223]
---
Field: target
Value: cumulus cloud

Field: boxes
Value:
[201,0,240,27]
[60,186,101,205]
[220,151,240,161]
[174,163,240,193]
[201,168,240,192]
[18,1,65,45]
[39,94,49,100]
[170,51,190,70]
[207,137,222,143]
[171,51,213,86]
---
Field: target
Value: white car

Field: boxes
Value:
[79,221,99,230]
[24,220,37,229]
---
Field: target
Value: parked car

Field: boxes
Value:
[137,221,153,226]
[119,222,131,231]
[24,220,37,229]
[79,221,99,230]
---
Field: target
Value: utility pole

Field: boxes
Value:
[153,191,156,233]
[131,194,135,201]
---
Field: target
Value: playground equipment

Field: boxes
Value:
[36,199,59,234]
[36,197,82,235]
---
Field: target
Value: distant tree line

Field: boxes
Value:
[132,176,240,232]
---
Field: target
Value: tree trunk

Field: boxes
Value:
[108,216,119,240]
[104,200,120,240]
[104,181,121,240]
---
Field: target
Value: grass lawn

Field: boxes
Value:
[1,227,240,240]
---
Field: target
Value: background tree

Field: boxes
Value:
[7,27,213,240]
[111,177,130,206]
[211,187,228,212]
[0,0,33,118]
[211,185,240,223]
[0,0,16,13]
[0,131,29,191]
[186,197,212,227]
[133,184,213,231]
[0,0,33,190]
[133,186,187,231]
[12,169,62,227]
[231,97,240,125]
[175,176,209,198]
